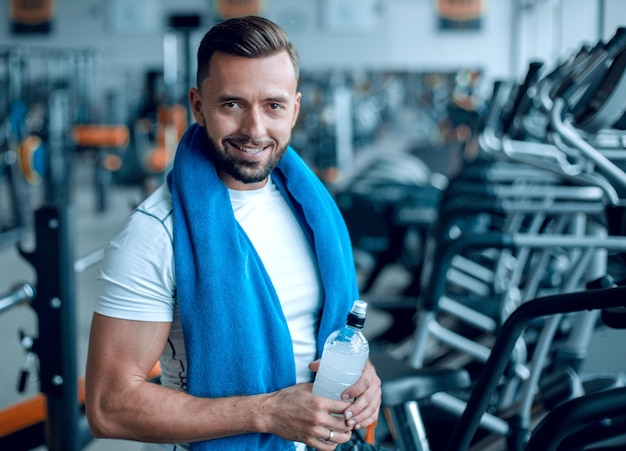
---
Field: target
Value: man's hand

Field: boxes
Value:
[262,383,353,450]
[309,359,382,431]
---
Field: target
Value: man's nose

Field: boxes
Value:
[240,107,265,139]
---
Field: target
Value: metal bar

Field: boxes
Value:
[445,284,626,451]
[19,206,80,451]
[74,247,105,273]
[0,283,35,314]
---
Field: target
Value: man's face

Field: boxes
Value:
[189,50,301,190]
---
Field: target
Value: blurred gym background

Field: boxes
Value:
[1,1,625,450]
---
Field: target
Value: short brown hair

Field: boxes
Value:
[196,16,299,88]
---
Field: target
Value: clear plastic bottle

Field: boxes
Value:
[312,300,369,401]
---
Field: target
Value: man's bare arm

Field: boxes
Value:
[85,313,351,449]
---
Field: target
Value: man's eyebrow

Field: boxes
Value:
[216,94,291,104]
[268,94,291,102]
[216,94,245,103]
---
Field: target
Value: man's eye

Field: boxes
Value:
[269,103,283,110]
[225,102,239,108]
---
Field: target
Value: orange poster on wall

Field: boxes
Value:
[437,0,485,30]
[10,0,54,34]
[214,0,263,19]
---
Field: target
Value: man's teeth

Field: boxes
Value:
[238,145,263,154]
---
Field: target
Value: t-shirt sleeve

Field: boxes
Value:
[95,209,175,322]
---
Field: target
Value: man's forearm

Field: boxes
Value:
[87,380,269,444]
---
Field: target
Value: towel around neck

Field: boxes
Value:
[168,123,359,450]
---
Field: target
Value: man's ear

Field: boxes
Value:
[291,91,302,129]
[189,87,205,126]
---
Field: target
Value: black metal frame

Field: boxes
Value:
[445,284,626,450]
[0,205,89,451]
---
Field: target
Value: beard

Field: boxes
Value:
[203,130,288,185]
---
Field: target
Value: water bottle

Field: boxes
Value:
[312,300,369,401]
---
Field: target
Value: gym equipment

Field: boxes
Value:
[72,124,130,212]
[129,14,198,197]
[17,134,47,185]
[0,205,160,451]
[336,151,439,296]
[0,44,148,450]
[526,385,626,451]
[370,26,626,451]
[1,45,118,215]
[0,141,28,249]
[372,283,626,451]
[2,206,83,451]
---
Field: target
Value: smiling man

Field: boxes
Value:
[190,50,299,189]
[85,16,383,451]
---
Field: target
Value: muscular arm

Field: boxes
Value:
[85,313,352,449]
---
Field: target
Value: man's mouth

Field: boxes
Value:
[236,145,264,155]
[229,141,270,155]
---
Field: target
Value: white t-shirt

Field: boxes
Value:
[96,178,321,451]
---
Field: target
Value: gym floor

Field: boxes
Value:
[1,136,625,450]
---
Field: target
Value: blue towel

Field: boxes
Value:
[168,123,358,450]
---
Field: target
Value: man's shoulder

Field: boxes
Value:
[131,184,174,240]
[136,183,173,222]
